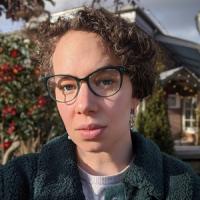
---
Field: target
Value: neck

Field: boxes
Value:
[77,134,133,176]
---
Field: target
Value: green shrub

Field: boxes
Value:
[136,85,174,154]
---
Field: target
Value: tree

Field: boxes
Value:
[135,84,174,154]
[0,0,54,22]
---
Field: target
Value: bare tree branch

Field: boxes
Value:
[2,140,20,165]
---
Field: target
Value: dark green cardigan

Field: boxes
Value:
[0,132,200,200]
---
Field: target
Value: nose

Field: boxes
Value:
[75,82,98,115]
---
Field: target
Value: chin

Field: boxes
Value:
[77,141,106,153]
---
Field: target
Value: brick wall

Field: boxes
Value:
[168,108,182,138]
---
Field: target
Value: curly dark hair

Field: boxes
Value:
[35,7,157,99]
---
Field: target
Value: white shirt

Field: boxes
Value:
[78,164,130,200]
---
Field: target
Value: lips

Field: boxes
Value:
[76,124,106,139]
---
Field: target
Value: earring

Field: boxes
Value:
[68,135,71,140]
[129,109,135,130]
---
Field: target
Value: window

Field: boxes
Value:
[183,97,198,134]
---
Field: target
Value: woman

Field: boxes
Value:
[0,7,199,200]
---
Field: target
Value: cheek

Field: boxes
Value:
[105,96,132,122]
[57,103,72,126]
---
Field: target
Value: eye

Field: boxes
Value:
[94,77,117,89]
[62,84,76,92]
[98,79,114,86]
[57,78,77,94]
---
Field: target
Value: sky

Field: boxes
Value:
[0,0,200,44]
[139,0,200,43]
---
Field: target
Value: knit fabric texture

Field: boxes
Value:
[79,163,129,199]
[0,131,200,200]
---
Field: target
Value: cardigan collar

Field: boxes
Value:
[124,132,164,199]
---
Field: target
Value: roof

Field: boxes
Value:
[160,66,200,82]
[133,1,200,76]
[160,67,184,80]
[155,34,200,76]
[159,67,200,93]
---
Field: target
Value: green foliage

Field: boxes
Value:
[135,85,174,154]
[0,33,65,155]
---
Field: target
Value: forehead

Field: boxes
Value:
[56,30,108,52]
[52,30,120,76]
[53,30,109,64]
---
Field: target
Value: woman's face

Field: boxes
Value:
[52,30,138,153]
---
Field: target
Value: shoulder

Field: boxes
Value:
[162,153,200,199]
[0,152,39,177]
[162,152,194,174]
[0,134,68,173]
[0,153,39,199]
[132,132,200,199]
[133,131,198,176]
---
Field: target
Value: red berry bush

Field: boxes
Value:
[0,33,64,164]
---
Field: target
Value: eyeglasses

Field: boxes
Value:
[44,66,129,103]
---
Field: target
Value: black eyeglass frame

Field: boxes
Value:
[44,65,129,103]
